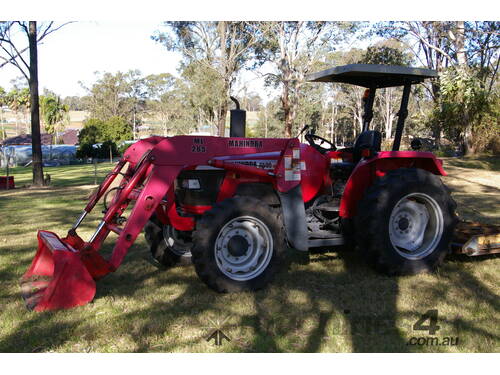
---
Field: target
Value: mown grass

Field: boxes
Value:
[3,162,114,188]
[0,163,498,353]
[443,155,500,172]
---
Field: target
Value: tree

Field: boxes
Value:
[0,21,70,186]
[81,70,147,130]
[78,117,132,145]
[125,70,147,139]
[144,73,181,136]
[103,116,133,142]
[5,87,30,134]
[253,22,361,137]
[433,65,498,154]
[83,71,130,120]
[375,21,500,153]
[153,21,262,136]
[180,61,224,133]
[40,94,69,142]
[465,22,500,93]
[78,118,104,146]
[63,95,89,111]
[77,117,132,159]
[241,92,263,112]
[254,98,286,138]
[359,42,414,140]
[327,48,366,139]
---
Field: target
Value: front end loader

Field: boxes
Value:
[20,135,304,310]
[20,64,499,312]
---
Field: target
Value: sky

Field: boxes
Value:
[1,1,485,101]
[0,20,282,101]
[0,21,181,97]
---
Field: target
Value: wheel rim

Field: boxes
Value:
[214,216,273,281]
[162,225,191,257]
[389,193,444,260]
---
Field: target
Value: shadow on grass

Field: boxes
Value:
[1,185,499,353]
[245,250,409,352]
[1,245,499,353]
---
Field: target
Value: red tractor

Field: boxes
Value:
[22,64,486,311]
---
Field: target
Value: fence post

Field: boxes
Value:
[5,155,9,190]
[93,158,97,185]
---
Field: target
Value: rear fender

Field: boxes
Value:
[339,151,446,218]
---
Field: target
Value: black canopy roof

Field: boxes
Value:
[306,64,437,88]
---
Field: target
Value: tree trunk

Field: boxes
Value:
[217,100,228,137]
[264,106,268,138]
[216,74,230,137]
[330,102,337,144]
[431,81,442,149]
[352,112,357,138]
[463,130,474,155]
[462,112,474,155]
[281,82,292,137]
[28,21,45,187]
[454,21,467,66]
[383,88,394,139]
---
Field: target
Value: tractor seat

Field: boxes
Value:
[332,130,382,179]
[352,130,381,163]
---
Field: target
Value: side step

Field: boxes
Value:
[308,234,344,248]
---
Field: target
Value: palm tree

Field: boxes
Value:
[18,88,30,133]
[40,95,69,143]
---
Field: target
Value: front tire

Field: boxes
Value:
[191,196,286,293]
[144,215,192,267]
[355,168,457,275]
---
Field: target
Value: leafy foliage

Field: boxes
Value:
[76,117,132,158]
[1,21,70,186]
[40,94,69,137]
[153,22,263,135]
[359,44,413,66]
[427,66,498,153]
[252,22,361,137]
[3,21,497,156]
[82,70,147,129]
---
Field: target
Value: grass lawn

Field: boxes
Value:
[443,155,500,172]
[0,162,498,353]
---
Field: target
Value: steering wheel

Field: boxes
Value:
[305,133,336,154]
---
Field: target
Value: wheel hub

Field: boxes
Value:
[214,216,273,281]
[398,217,410,231]
[389,193,444,260]
[227,235,249,257]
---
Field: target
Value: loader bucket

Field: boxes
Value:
[20,230,96,312]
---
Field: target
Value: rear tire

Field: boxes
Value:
[191,196,286,293]
[355,168,457,275]
[144,215,192,267]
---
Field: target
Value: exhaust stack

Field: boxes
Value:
[229,96,246,137]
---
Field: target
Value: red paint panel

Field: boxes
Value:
[339,152,447,218]
[299,144,329,202]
